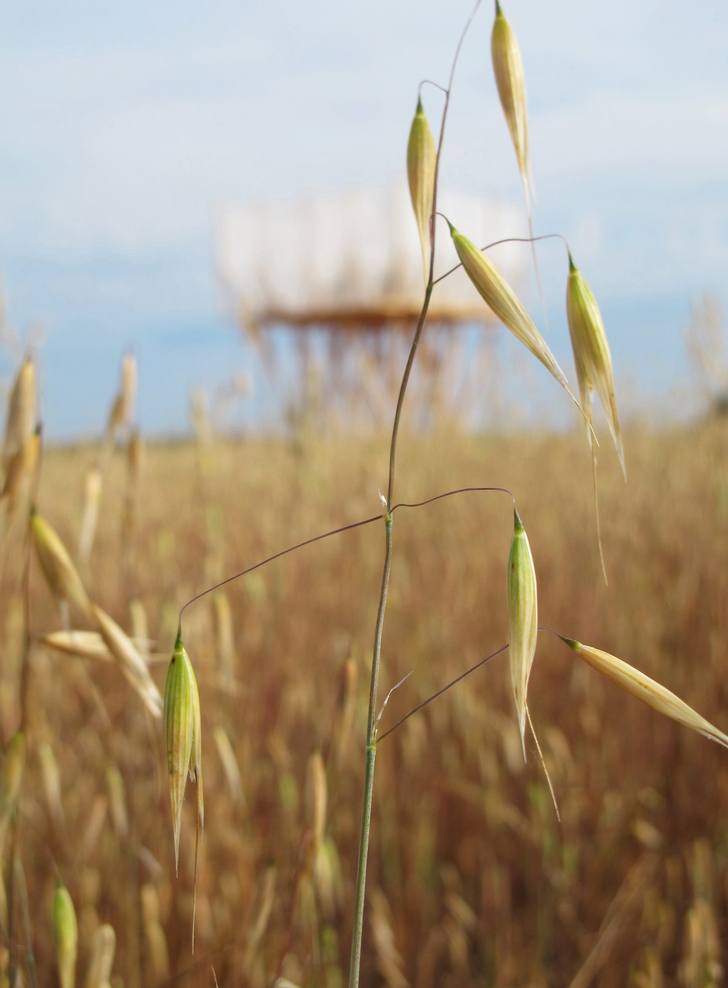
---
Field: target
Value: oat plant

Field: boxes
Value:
[159,3,728,984]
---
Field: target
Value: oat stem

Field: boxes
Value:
[348,6,481,985]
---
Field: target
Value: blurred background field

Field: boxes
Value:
[6,415,728,987]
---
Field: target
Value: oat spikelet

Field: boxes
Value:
[562,638,728,748]
[53,883,78,988]
[31,510,91,617]
[4,358,35,469]
[491,1,532,202]
[448,222,581,409]
[78,466,103,565]
[566,253,625,478]
[306,751,327,872]
[407,98,436,284]
[491,1,547,328]
[40,629,113,662]
[507,508,537,758]
[164,628,204,873]
[84,923,115,988]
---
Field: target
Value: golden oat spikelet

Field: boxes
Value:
[4,358,35,469]
[507,508,537,758]
[407,98,437,284]
[78,466,103,565]
[562,638,728,748]
[164,628,203,874]
[448,222,582,412]
[491,1,532,201]
[53,882,78,988]
[31,510,91,617]
[566,253,625,478]
[84,923,115,988]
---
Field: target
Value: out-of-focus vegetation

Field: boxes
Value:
[4,417,728,987]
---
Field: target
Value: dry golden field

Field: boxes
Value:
[4,419,728,988]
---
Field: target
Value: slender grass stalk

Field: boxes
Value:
[348,5,481,985]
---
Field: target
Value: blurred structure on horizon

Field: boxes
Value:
[214,184,527,429]
[684,295,728,417]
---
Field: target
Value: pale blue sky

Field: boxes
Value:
[0,0,726,435]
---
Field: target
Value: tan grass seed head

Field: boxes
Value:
[31,511,91,617]
[566,253,625,477]
[491,1,532,201]
[563,638,728,748]
[507,508,537,758]
[407,98,437,284]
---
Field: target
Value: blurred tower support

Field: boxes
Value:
[214,184,527,429]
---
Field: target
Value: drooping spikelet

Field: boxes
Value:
[164,628,203,873]
[52,882,78,988]
[91,604,163,718]
[407,98,437,284]
[562,638,728,748]
[4,358,35,470]
[491,1,532,202]
[448,222,579,406]
[507,508,537,757]
[566,253,625,478]
[40,629,114,662]
[32,510,91,617]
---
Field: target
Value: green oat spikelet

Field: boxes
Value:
[448,222,585,418]
[491,1,548,329]
[52,882,78,988]
[31,510,91,618]
[562,638,728,748]
[507,508,537,758]
[407,97,437,284]
[164,628,203,872]
[491,1,532,203]
[566,253,625,478]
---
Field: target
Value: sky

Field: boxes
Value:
[0,0,727,437]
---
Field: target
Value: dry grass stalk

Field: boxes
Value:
[52,883,78,988]
[0,731,25,850]
[38,741,64,828]
[32,511,91,618]
[212,590,235,683]
[407,98,436,283]
[84,923,115,988]
[141,884,171,984]
[563,638,728,747]
[91,604,163,718]
[106,767,128,841]
[212,726,243,806]
[506,508,537,756]
[243,864,277,975]
[39,630,113,662]
[369,887,410,988]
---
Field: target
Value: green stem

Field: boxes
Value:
[348,513,393,986]
[347,744,377,987]
[348,6,481,985]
